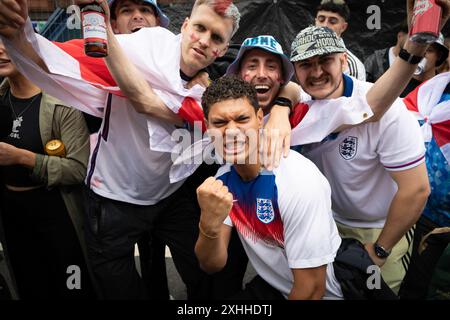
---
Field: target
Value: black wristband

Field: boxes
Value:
[272,97,293,114]
[374,243,391,259]
[398,48,424,64]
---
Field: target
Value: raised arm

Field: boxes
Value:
[0,0,48,71]
[195,177,233,274]
[366,0,450,121]
[86,0,184,125]
[0,0,109,117]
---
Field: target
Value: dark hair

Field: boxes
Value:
[316,0,350,22]
[110,0,156,20]
[201,76,259,119]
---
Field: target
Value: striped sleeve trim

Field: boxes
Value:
[383,155,425,171]
[347,54,359,79]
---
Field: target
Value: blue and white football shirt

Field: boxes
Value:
[216,151,343,299]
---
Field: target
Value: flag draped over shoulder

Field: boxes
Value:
[289,79,374,146]
[170,86,375,183]
[3,21,378,182]
[403,72,450,164]
[2,19,206,129]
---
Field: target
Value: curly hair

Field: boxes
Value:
[316,0,350,22]
[201,76,259,119]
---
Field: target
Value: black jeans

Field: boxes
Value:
[231,275,285,300]
[399,215,450,300]
[1,187,94,299]
[83,183,211,300]
[135,163,248,300]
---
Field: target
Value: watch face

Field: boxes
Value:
[374,244,389,258]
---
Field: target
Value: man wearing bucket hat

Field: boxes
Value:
[0,0,243,299]
[226,34,399,145]
[71,0,173,300]
[225,34,380,155]
[107,0,171,300]
[109,0,169,33]
[288,23,438,294]
[401,33,450,97]
[226,35,295,114]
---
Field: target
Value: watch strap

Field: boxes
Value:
[272,97,293,115]
[398,48,423,64]
[374,243,391,259]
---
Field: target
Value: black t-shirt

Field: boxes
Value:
[83,112,102,134]
[0,99,12,139]
[401,78,423,98]
[1,92,44,187]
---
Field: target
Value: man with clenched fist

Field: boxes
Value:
[194,76,344,300]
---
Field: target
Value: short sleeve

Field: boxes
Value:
[275,156,341,269]
[377,99,425,171]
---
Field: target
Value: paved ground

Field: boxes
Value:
[0,245,256,300]
[137,246,256,300]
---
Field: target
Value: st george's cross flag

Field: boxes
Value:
[3,19,375,182]
[2,19,206,129]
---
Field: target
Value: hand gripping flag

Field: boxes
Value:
[2,19,206,152]
[170,81,375,183]
[403,72,450,164]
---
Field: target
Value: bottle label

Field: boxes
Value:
[82,12,107,41]
[410,0,440,43]
[412,0,433,18]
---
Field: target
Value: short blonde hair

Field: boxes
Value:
[191,0,240,37]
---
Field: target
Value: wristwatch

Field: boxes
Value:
[398,48,424,64]
[374,243,391,259]
[272,97,293,115]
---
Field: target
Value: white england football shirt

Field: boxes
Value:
[302,76,426,228]
[216,152,343,299]
[4,22,199,205]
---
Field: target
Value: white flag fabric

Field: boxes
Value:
[170,78,375,183]
[403,72,450,164]
[2,19,206,153]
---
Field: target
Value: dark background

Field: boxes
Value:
[161,0,450,61]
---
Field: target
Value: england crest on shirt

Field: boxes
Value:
[339,136,358,160]
[256,198,275,224]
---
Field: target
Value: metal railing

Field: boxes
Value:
[39,6,81,41]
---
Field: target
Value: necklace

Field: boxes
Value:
[8,89,40,120]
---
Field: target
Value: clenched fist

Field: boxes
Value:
[197,177,234,233]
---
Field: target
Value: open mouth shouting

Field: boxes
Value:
[130,25,146,33]
[254,84,270,95]
[252,82,279,108]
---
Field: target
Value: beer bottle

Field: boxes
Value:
[80,3,108,57]
[409,0,441,44]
